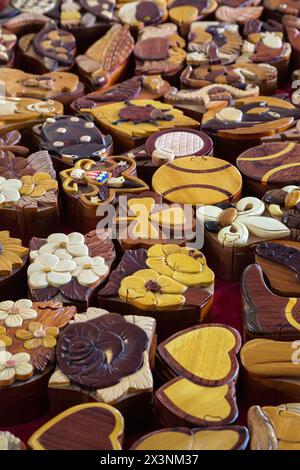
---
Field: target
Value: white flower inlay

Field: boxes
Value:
[0,177,22,204]
[30,232,88,261]
[28,254,77,289]
[0,351,33,385]
[72,256,109,287]
[0,299,37,328]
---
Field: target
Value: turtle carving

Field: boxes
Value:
[113,102,174,125]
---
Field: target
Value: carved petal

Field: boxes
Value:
[239,216,291,239]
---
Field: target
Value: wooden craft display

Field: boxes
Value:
[152,155,242,206]
[167,0,218,36]
[98,244,215,341]
[17,22,77,74]
[28,403,124,450]
[0,299,76,425]
[243,17,284,44]
[0,231,28,301]
[201,96,300,161]
[242,263,300,340]
[154,324,241,427]
[0,149,60,244]
[180,63,278,96]
[133,23,186,79]
[76,24,134,90]
[196,196,290,282]
[124,128,213,185]
[27,230,115,312]
[237,142,300,196]
[115,191,196,251]
[33,115,113,174]
[131,426,249,450]
[82,99,199,151]
[0,69,85,106]
[215,5,263,23]
[240,338,300,406]
[248,404,300,450]
[0,26,17,67]
[59,156,149,232]
[118,0,168,30]
[48,308,156,432]
[0,431,26,450]
[71,75,171,113]
[0,96,63,134]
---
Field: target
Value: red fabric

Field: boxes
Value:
[0,279,244,446]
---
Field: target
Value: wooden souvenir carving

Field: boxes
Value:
[167,0,218,36]
[48,308,155,432]
[81,99,199,151]
[248,404,300,450]
[0,69,85,106]
[244,17,284,44]
[215,5,263,23]
[60,156,149,232]
[0,96,63,134]
[34,115,113,174]
[124,128,213,185]
[28,403,124,450]
[0,26,17,67]
[262,186,300,241]
[242,263,300,341]
[152,156,242,206]
[0,231,29,301]
[240,338,300,406]
[76,24,134,90]
[201,96,300,161]
[237,142,300,196]
[0,431,26,450]
[186,22,243,67]
[196,196,290,282]
[98,244,214,341]
[131,426,249,450]
[71,75,171,113]
[18,23,77,75]
[155,324,241,427]
[0,150,60,244]
[255,240,300,296]
[0,299,76,425]
[28,230,116,312]
[115,191,196,251]
[134,23,186,79]
[3,12,50,35]
[180,63,278,96]
[11,0,58,14]
[118,0,168,30]
[264,0,300,20]
[0,130,26,157]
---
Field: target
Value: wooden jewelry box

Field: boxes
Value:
[196,196,290,282]
[98,244,215,341]
[154,324,241,428]
[59,156,149,232]
[0,299,76,425]
[27,230,116,312]
[167,0,218,36]
[215,5,263,24]
[117,0,168,31]
[48,308,156,433]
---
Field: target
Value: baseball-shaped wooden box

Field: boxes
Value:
[98,244,214,341]
[154,324,241,428]
[33,115,113,174]
[28,403,124,450]
[0,231,28,301]
[201,96,300,162]
[48,308,156,434]
[124,128,213,186]
[240,338,300,407]
[0,299,76,425]
[0,150,60,245]
[131,426,249,450]
[248,404,300,450]
[59,156,149,233]
[152,155,242,206]
[196,196,290,282]
[236,142,300,197]
[81,99,199,152]
[115,191,196,252]
[27,230,115,312]
[242,262,300,341]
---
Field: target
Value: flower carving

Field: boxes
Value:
[56,314,148,390]
[71,256,109,287]
[0,299,37,328]
[0,176,22,204]
[0,326,12,348]
[0,231,28,276]
[27,254,77,289]
[20,172,58,198]
[197,196,290,247]
[30,232,88,260]
[16,321,59,349]
[0,351,33,387]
